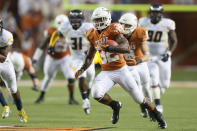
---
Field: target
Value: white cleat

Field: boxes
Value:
[156,105,163,114]
[82,98,90,115]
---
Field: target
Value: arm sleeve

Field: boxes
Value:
[167,19,176,31]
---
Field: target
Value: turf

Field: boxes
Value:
[21,68,197,81]
[1,85,197,131]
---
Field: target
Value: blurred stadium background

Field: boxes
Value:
[0,0,197,130]
[1,0,197,70]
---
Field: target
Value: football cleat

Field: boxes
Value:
[69,98,79,105]
[32,86,40,92]
[111,101,122,124]
[149,110,157,122]
[18,109,28,123]
[2,106,10,119]
[153,108,167,129]
[34,96,44,104]
[140,104,148,118]
[82,98,90,114]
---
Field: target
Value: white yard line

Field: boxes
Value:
[17,80,197,88]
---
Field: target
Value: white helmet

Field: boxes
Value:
[119,13,138,35]
[91,7,111,30]
[55,14,68,30]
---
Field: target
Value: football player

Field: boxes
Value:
[0,19,27,122]
[139,3,178,113]
[57,10,95,114]
[119,13,152,118]
[75,7,167,129]
[34,14,79,105]
[9,51,40,91]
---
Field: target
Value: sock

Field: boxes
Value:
[40,91,45,98]
[14,98,22,110]
[87,89,90,97]
[67,86,74,99]
[0,92,8,106]
[81,92,88,100]
[155,99,161,106]
[109,100,118,109]
[151,85,161,106]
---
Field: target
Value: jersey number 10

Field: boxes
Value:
[147,30,163,42]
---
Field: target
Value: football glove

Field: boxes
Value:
[48,46,55,56]
[161,51,171,62]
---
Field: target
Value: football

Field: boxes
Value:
[107,40,118,46]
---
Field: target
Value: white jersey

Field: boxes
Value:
[0,29,14,47]
[139,17,175,56]
[61,22,93,59]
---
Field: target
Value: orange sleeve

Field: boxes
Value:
[47,27,56,37]
[109,23,124,36]
[86,28,95,45]
[136,27,147,42]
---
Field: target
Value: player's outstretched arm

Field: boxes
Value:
[75,44,96,78]
[105,34,130,53]
[138,41,150,64]
[168,30,178,54]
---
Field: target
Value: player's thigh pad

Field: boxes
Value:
[147,62,159,86]
[158,58,171,89]
[127,66,142,90]
[44,55,58,77]
[136,62,150,84]
[60,55,75,79]
[92,71,115,99]
[116,66,144,104]
[0,59,17,93]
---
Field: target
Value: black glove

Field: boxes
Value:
[161,51,171,62]
[57,31,64,37]
[48,46,55,56]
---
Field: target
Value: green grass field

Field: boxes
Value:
[1,83,197,130]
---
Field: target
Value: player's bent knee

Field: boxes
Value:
[68,78,75,84]
[91,88,104,99]
[10,87,17,94]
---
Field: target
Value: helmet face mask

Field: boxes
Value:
[119,13,137,35]
[91,7,111,31]
[149,3,163,24]
[69,10,84,30]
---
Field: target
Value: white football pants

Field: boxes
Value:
[92,65,144,104]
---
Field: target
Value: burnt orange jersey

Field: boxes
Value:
[44,27,56,38]
[125,27,147,66]
[87,23,126,71]
[48,30,70,59]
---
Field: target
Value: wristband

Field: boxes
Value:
[105,46,116,52]
[136,59,142,64]
[29,73,37,79]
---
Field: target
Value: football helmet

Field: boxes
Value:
[149,3,163,24]
[69,9,84,30]
[119,13,137,35]
[0,19,3,36]
[91,7,111,30]
[55,14,68,30]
